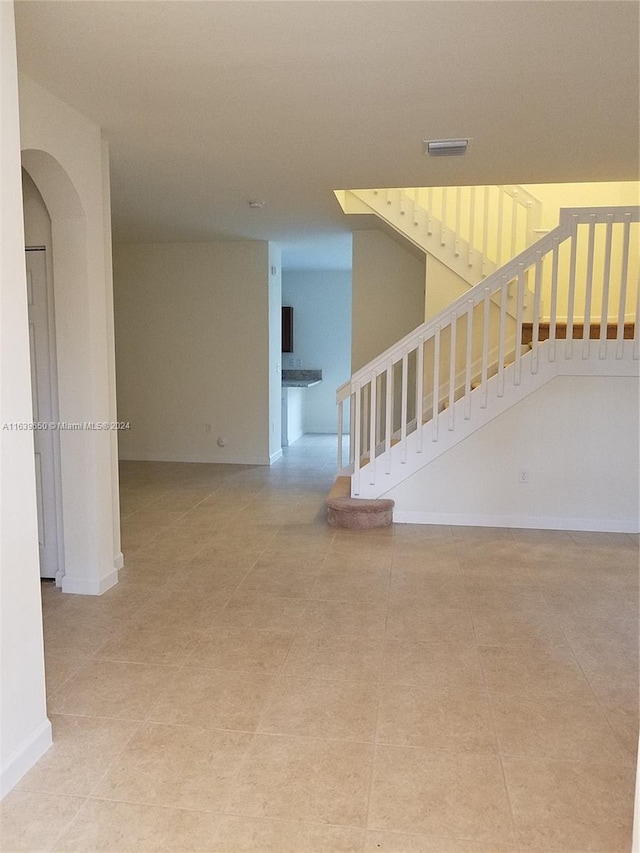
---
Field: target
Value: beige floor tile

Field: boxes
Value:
[376,684,497,753]
[478,643,593,699]
[531,559,638,590]
[93,621,204,666]
[568,530,638,548]
[111,565,171,590]
[16,715,138,796]
[510,528,575,546]
[331,532,394,556]
[136,590,230,632]
[368,747,515,843]
[60,584,157,620]
[0,790,85,852]
[390,549,461,572]
[42,613,124,659]
[217,591,308,632]
[463,578,549,611]
[562,625,639,689]
[210,816,364,852]
[94,722,252,811]
[382,640,484,691]
[389,570,467,608]
[282,635,384,682]
[364,831,518,852]
[31,445,637,853]
[598,689,640,758]
[502,756,635,852]
[53,798,220,852]
[40,581,69,611]
[44,655,86,698]
[122,509,186,529]
[227,734,372,826]
[147,667,275,731]
[299,599,388,638]
[541,585,636,622]
[186,546,260,572]
[251,550,327,573]
[173,560,251,594]
[48,660,174,720]
[311,565,391,604]
[392,532,458,551]
[491,693,630,763]
[184,627,294,673]
[455,541,524,566]
[169,510,237,532]
[129,533,207,565]
[258,676,379,741]
[385,604,475,645]
[451,526,515,542]
[325,548,392,568]
[236,562,322,598]
[469,608,567,648]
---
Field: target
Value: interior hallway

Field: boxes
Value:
[1,435,638,852]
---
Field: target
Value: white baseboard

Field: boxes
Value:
[0,718,52,800]
[393,510,640,533]
[61,567,119,595]
[113,551,124,570]
[269,449,283,464]
[118,450,268,465]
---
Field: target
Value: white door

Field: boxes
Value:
[26,248,59,579]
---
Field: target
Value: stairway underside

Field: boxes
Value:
[351,338,639,500]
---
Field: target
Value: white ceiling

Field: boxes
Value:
[14,0,640,270]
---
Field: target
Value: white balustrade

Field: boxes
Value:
[338,206,639,490]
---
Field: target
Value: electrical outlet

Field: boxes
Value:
[518,469,529,484]
[204,423,212,433]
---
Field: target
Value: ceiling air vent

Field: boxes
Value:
[425,139,470,157]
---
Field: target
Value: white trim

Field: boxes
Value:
[118,450,271,465]
[393,510,640,534]
[61,567,118,596]
[0,718,52,799]
[113,551,124,571]
[269,449,283,464]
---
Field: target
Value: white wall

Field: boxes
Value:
[282,270,352,434]
[388,375,639,532]
[0,0,51,797]
[352,229,425,372]
[523,181,640,232]
[19,74,121,595]
[113,241,273,465]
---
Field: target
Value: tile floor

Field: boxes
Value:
[2,435,638,852]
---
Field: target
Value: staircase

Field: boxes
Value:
[336,184,543,319]
[335,205,640,509]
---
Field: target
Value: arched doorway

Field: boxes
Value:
[21,147,121,595]
[22,169,64,581]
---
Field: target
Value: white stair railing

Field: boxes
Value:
[347,184,542,286]
[337,206,640,491]
[404,184,541,270]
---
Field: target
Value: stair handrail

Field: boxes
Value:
[343,206,638,389]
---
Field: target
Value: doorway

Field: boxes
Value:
[25,246,62,580]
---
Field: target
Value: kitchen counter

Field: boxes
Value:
[281,369,322,388]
